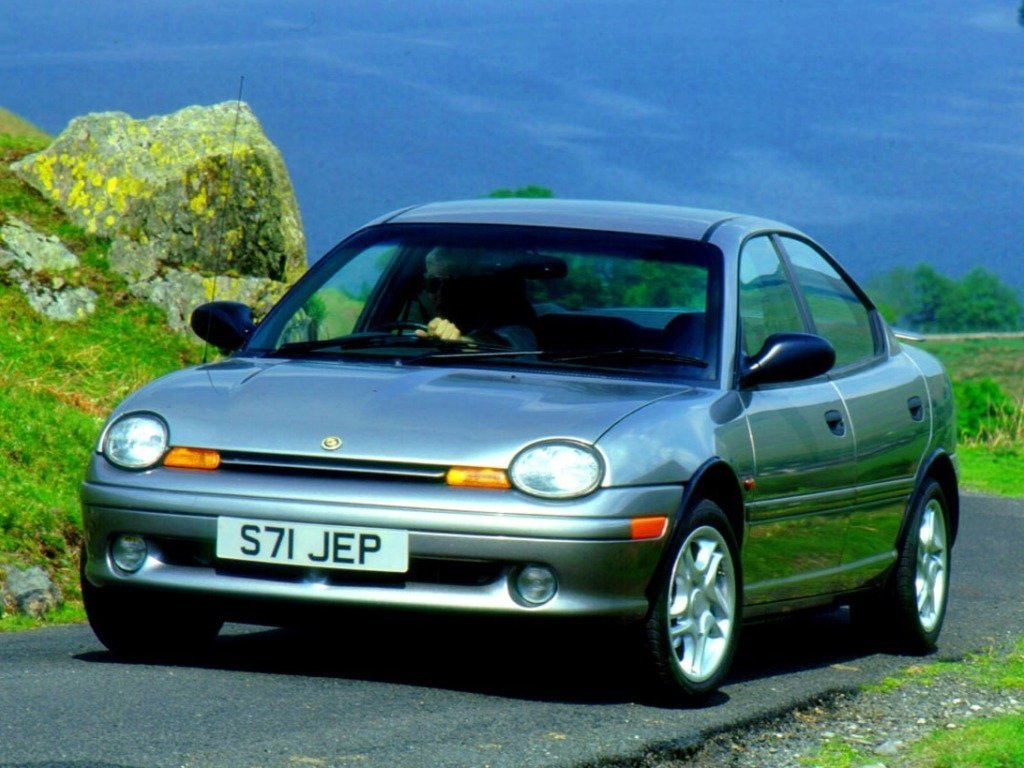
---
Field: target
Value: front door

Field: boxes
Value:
[736,235,855,604]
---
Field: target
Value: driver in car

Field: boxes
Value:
[416,248,537,349]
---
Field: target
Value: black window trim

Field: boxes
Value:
[733,230,886,388]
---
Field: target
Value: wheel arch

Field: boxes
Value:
[645,458,745,600]
[686,460,745,547]
[899,449,959,548]
[923,450,959,544]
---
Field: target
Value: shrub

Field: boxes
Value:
[953,377,1022,445]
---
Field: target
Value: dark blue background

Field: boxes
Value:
[2,1,1021,291]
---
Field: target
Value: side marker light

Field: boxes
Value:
[631,516,668,540]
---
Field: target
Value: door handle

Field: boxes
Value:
[824,409,846,436]
[907,396,924,422]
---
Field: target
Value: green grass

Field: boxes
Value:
[810,642,1024,767]
[804,714,1024,768]
[0,124,201,623]
[920,337,1024,403]
[917,337,1024,493]
[0,108,49,142]
[0,602,84,632]
[957,444,1024,497]
[799,738,864,767]
[868,639,1024,694]
[908,715,1024,767]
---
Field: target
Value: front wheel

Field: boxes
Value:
[644,499,741,701]
[81,551,222,658]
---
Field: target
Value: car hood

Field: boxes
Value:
[114,357,693,467]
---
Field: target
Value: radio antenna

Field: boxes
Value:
[201,75,246,364]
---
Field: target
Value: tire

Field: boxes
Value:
[644,498,741,701]
[890,478,951,651]
[81,549,223,659]
[853,478,951,653]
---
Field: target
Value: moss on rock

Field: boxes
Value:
[11,103,306,284]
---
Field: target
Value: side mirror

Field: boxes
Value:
[740,332,835,388]
[190,301,255,353]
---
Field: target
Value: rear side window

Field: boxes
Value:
[779,237,876,368]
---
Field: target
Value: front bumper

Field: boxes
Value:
[81,460,683,620]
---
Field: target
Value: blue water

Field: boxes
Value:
[2,1,1022,291]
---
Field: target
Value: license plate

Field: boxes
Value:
[216,517,409,573]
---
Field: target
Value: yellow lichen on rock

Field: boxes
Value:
[33,153,57,191]
[189,186,208,216]
[11,101,307,296]
[66,178,87,209]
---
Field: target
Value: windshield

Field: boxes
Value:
[248,223,723,381]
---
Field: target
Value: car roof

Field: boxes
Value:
[371,198,797,242]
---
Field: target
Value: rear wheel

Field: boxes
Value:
[644,499,741,701]
[853,478,951,652]
[81,550,222,659]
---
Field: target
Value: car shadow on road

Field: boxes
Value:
[729,606,883,683]
[75,606,888,708]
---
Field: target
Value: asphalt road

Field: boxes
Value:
[1,494,1021,768]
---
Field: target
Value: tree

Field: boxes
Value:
[867,264,1022,332]
[936,267,1023,332]
[487,185,554,199]
[907,264,957,331]
[866,266,917,325]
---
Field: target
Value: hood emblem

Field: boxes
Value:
[320,436,343,451]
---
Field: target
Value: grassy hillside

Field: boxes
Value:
[0,108,49,144]
[1,120,202,626]
[0,109,1021,631]
[920,336,1024,497]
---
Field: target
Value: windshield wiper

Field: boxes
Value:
[274,332,432,355]
[403,347,543,365]
[546,347,709,367]
[274,333,517,360]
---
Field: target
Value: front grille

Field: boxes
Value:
[218,451,448,483]
[213,557,503,589]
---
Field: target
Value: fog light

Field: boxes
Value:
[513,565,558,606]
[111,534,148,573]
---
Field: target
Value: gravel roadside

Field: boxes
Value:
[639,653,1023,768]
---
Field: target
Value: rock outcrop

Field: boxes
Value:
[10,102,305,329]
[0,216,97,321]
[0,565,63,619]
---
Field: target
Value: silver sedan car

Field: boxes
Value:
[81,199,957,700]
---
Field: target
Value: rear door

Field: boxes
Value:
[777,236,930,589]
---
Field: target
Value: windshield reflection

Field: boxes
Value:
[249,224,723,381]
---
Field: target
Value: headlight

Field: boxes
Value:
[509,441,603,499]
[102,413,168,470]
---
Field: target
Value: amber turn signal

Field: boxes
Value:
[446,466,511,489]
[163,446,221,470]
[631,516,668,540]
